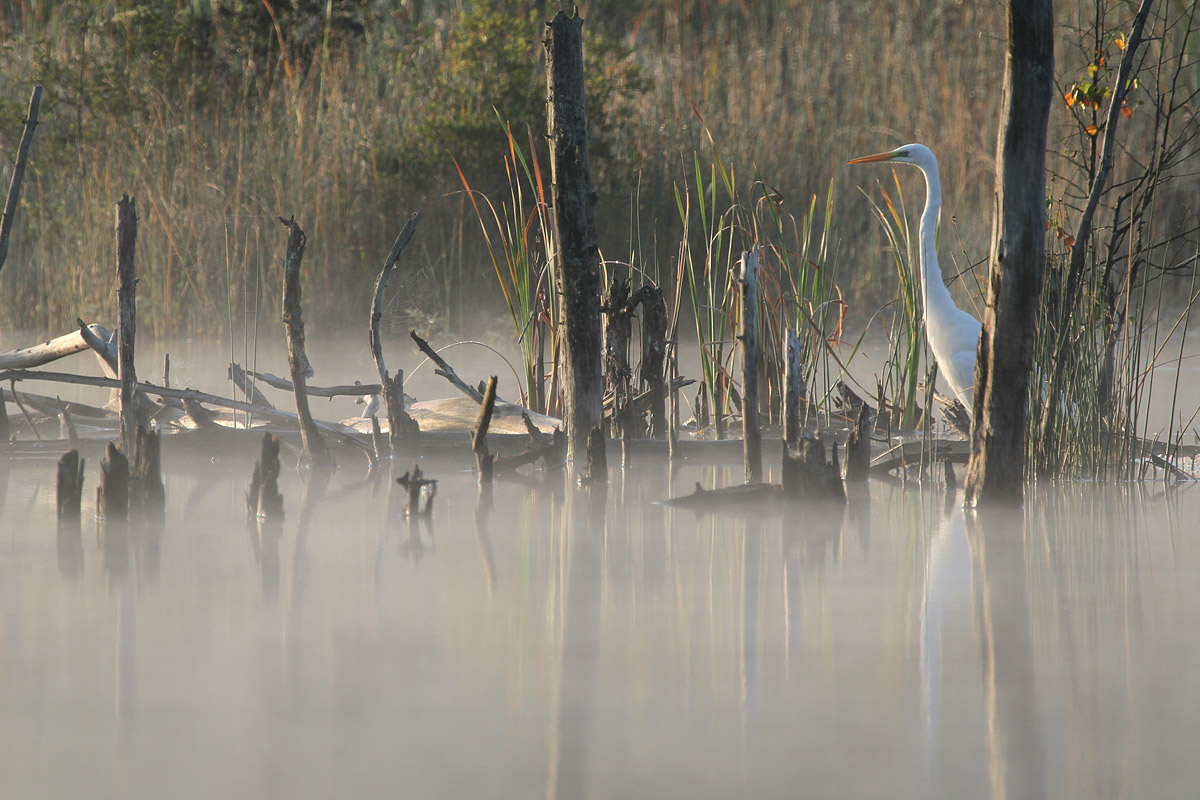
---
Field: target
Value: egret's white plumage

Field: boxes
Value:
[849,144,982,409]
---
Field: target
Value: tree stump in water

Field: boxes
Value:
[472,376,499,485]
[56,449,84,520]
[545,10,603,462]
[97,442,129,521]
[131,423,164,515]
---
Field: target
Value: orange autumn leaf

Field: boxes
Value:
[1064,237,1076,248]
[1064,90,1077,108]
[1121,105,1132,118]
[1115,33,1127,51]
[1085,124,1099,136]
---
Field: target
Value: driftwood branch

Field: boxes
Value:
[410,330,485,402]
[228,362,275,408]
[0,85,42,274]
[0,368,370,455]
[369,213,422,452]
[239,367,380,399]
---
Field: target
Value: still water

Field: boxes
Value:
[2,449,1198,799]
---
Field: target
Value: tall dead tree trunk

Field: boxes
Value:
[545,10,603,464]
[965,0,1054,506]
[116,194,138,457]
[0,86,41,275]
[279,216,332,469]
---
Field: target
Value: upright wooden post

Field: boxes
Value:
[965,0,1054,506]
[740,247,762,482]
[545,10,603,463]
[116,194,138,457]
[472,376,499,485]
[279,216,332,469]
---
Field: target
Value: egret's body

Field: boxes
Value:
[849,144,982,409]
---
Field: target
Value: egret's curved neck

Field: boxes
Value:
[916,161,954,319]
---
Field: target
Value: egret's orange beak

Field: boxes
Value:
[847,150,899,164]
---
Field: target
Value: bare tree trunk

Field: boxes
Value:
[279,216,332,469]
[965,0,1054,506]
[545,10,603,463]
[0,86,42,275]
[740,247,762,482]
[116,194,139,457]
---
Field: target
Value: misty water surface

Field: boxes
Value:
[2,446,1199,800]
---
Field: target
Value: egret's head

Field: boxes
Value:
[847,143,936,168]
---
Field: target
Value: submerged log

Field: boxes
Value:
[97,442,129,521]
[116,194,139,456]
[662,481,782,510]
[740,247,762,482]
[473,376,499,484]
[56,449,85,520]
[545,10,603,462]
[279,216,332,469]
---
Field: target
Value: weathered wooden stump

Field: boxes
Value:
[97,442,129,521]
[131,423,164,515]
[843,403,871,482]
[740,247,762,482]
[56,449,85,520]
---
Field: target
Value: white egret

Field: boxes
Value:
[848,144,982,409]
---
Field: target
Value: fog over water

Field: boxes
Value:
[2,438,1199,798]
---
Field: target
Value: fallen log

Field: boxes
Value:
[0,368,371,457]
[661,481,782,510]
[0,323,114,370]
[242,368,383,399]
